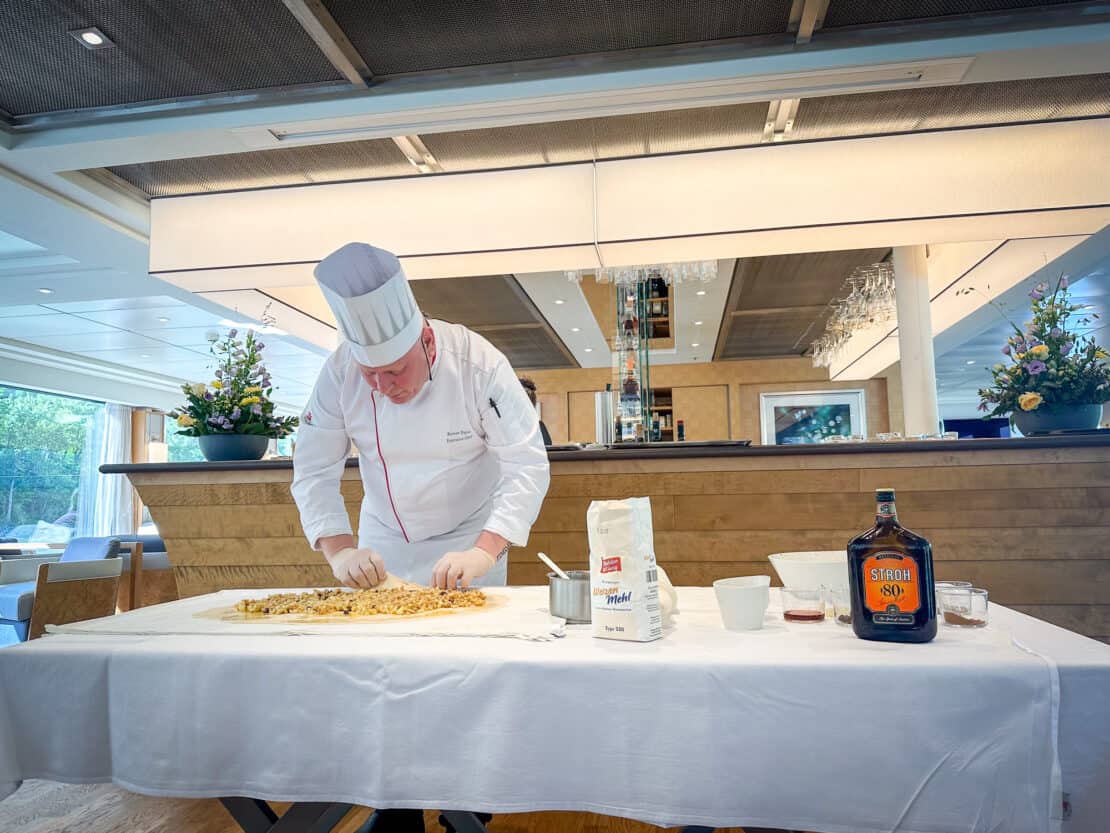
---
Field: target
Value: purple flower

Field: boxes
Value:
[1051,327,1063,338]
[227,329,238,339]
[231,407,241,420]
[256,342,265,350]
[1002,345,1011,355]
[1062,341,1074,356]
[1060,276,1069,289]
[978,402,988,412]
[251,404,263,416]
[1029,288,1044,300]
[207,415,221,425]
[1026,360,1047,375]
[204,391,214,400]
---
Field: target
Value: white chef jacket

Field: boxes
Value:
[291,320,551,585]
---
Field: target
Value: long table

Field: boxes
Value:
[1,587,1108,833]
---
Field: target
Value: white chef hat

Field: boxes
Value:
[314,242,423,367]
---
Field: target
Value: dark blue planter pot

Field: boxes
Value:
[1011,403,1104,436]
[197,434,270,461]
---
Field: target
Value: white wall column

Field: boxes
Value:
[892,245,941,435]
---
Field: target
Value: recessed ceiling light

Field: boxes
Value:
[571,327,581,332]
[691,343,700,348]
[37,288,53,295]
[157,317,170,323]
[694,320,703,326]
[696,290,707,296]
[554,299,565,305]
[966,360,976,365]
[70,27,115,50]
[584,347,593,353]
[140,354,151,359]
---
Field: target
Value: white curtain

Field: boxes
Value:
[76,404,134,537]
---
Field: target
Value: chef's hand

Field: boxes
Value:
[431,547,495,590]
[329,546,386,588]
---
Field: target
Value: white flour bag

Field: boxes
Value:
[587,497,662,642]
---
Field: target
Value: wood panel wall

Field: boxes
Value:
[129,442,1110,641]
[525,358,890,443]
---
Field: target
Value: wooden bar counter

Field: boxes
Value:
[103,434,1110,642]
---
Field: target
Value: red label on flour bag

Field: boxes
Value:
[600,557,622,574]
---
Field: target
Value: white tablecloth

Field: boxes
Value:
[1,587,1107,833]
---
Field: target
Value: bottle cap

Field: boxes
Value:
[875,488,896,502]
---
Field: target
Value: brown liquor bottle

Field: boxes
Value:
[848,488,937,643]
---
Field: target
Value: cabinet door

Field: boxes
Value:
[672,385,730,440]
[568,390,599,444]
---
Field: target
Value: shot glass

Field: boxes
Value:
[935,580,972,617]
[825,586,853,626]
[939,587,989,627]
[782,588,825,623]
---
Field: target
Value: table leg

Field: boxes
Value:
[220,798,353,833]
[440,811,491,833]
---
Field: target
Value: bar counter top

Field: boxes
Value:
[102,431,1110,473]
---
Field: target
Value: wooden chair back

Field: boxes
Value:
[28,558,123,640]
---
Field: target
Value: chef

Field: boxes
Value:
[292,242,550,590]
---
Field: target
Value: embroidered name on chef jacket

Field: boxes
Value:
[446,428,474,444]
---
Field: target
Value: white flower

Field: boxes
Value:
[189,382,206,397]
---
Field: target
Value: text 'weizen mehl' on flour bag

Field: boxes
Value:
[586,497,662,642]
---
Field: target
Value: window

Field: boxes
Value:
[0,386,101,542]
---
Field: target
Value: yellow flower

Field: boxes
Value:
[211,380,223,389]
[1029,344,1049,359]
[245,385,263,394]
[239,396,261,406]
[1014,352,1026,361]
[1018,392,1044,412]
[1096,348,1109,360]
[176,414,196,428]
[189,382,206,397]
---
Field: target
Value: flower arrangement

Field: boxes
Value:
[170,327,299,438]
[967,276,1109,417]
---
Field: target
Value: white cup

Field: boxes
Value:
[713,575,771,631]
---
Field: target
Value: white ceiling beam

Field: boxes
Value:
[280,0,371,86]
[789,0,831,44]
[5,8,1109,172]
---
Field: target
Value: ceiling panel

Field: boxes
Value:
[108,138,413,197]
[0,314,119,338]
[43,295,189,313]
[74,304,224,330]
[421,103,770,172]
[0,304,56,319]
[823,0,1082,28]
[410,275,539,327]
[0,0,342,116]
[792,74,1110,140]
[82,344,211,363]
[327,0,793,76]
[478,326,575,370]
[20,330,173,352]
[717,248,889,360]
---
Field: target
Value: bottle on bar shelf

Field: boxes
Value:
[676,420,685,441]
[847,488,937,644]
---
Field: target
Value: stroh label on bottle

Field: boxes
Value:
[862,551,921,622]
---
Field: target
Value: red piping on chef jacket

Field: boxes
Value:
[371,391,410,544]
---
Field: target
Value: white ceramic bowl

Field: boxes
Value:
[713,575,771,631]
[768,550,849,591]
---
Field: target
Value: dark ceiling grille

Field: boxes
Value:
[822,0,1084,28]
[479,326,577,370]
[325,0,794,76]
[0,0,343,116]
[792,73,1110,139]
[411,275,576,369]
[411,275,538,327]
[421,103,770,171]
[107,138,414,197]
[716,248,889,360]
[100,73,1109,197]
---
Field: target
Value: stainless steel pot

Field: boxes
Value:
[548,570,591,624]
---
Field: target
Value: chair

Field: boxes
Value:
[0,536,120,647]
[28,558,123,640]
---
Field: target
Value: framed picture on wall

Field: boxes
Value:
[759,390,867,445]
